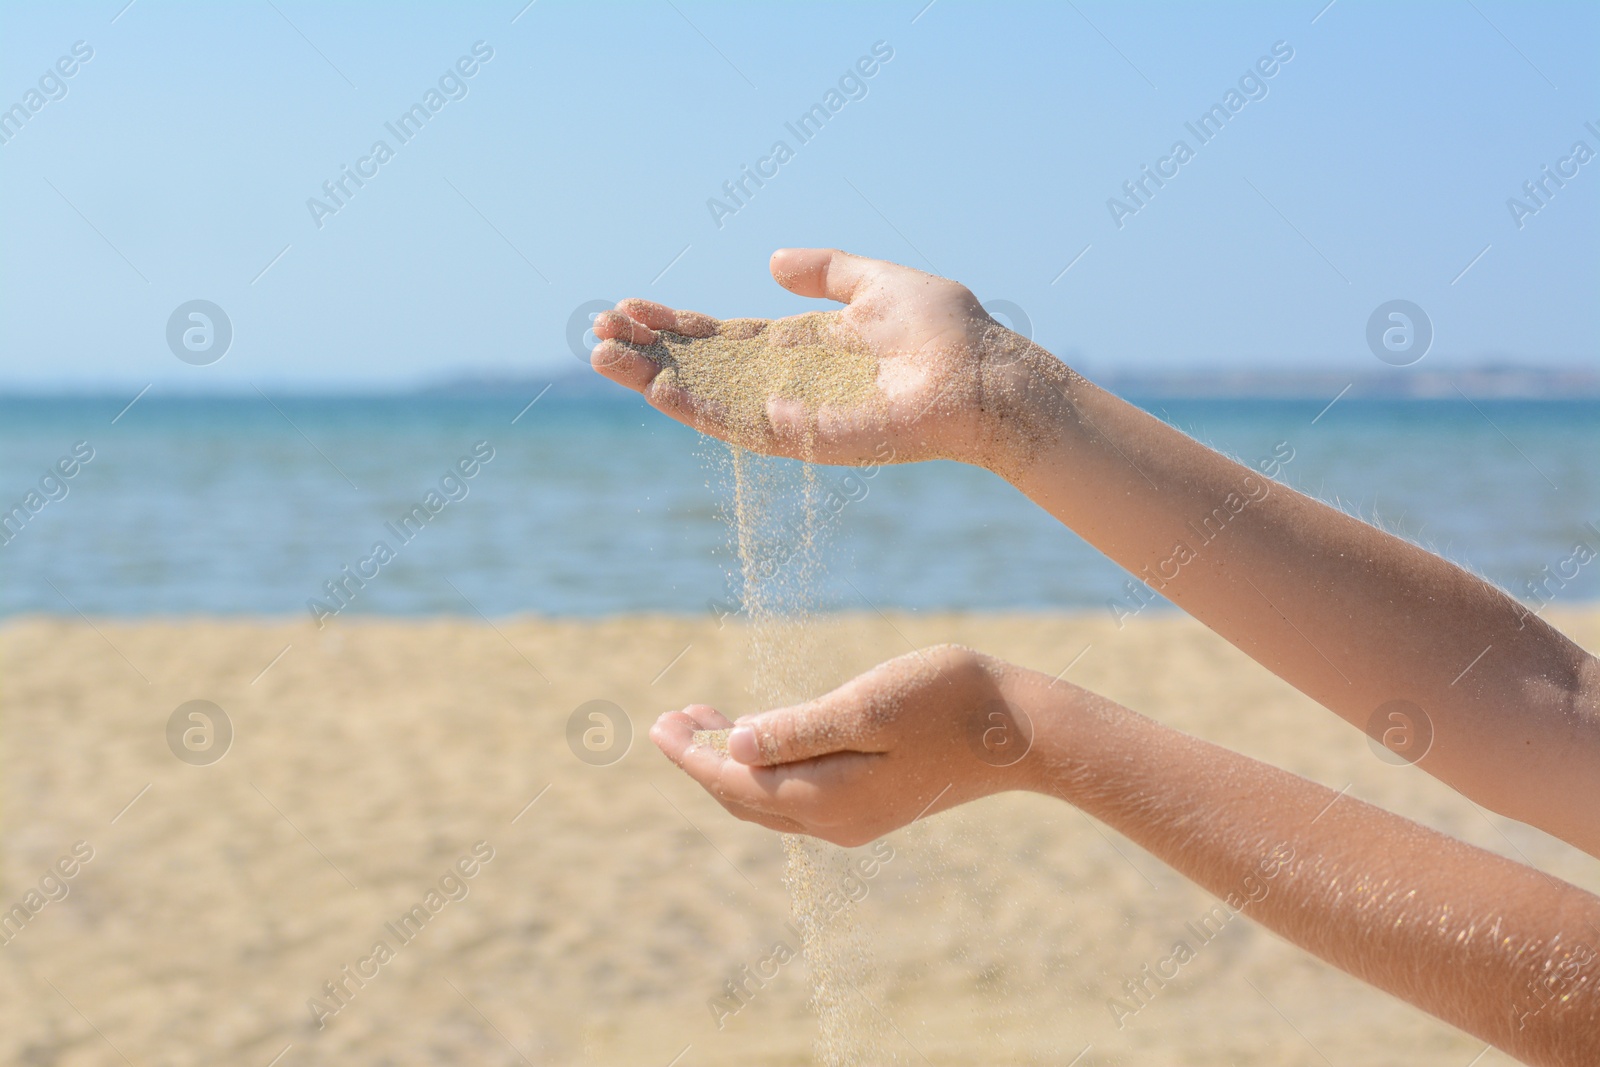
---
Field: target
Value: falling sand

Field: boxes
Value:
[653,313,891,1065]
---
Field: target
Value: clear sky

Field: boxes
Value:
[1,0,1595,391]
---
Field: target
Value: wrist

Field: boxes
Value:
[974,660,1072,798]
[970,339,1087,482]
[993,664,1133,803]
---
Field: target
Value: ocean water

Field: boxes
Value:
[1,390,1596,621]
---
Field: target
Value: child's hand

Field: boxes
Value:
[590,249,1068,469]
[648,645,1038,847]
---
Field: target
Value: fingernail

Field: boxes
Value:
[728,726,758,764]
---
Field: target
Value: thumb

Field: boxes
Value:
[769,248,887,304]
[727,693,883,766]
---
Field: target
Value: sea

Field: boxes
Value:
[2,388,1596,622]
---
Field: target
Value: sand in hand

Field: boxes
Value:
[633,311,882,445]
[690,728,732,755]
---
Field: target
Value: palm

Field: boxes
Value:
[591,249,1017,466]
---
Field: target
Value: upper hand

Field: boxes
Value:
[590,248,1065,469]
[648,645,1039,847]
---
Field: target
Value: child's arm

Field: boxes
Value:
[596,248,1600,855]
[651,647,1600,1066]
[1001,359,1600,857]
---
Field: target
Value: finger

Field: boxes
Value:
[617,299,719,338]
[613,299,677,332]
[651,707,741,777]
[679,703,737,730]
[592,309,656,345]
[727,692,888,766]
[769,248,883,304]
[612,353,806,464]
[640,377,800,463]
[650,709,706,768]
[652,712,842,829]
[590,338,661,392]
[710,750,883,821]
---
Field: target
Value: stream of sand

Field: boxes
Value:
[642,314,891,1064]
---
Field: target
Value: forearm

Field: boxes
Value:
[999,362,1600,852]
[1002,665,1600,1065]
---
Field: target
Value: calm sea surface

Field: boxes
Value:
[1,391,1596,620]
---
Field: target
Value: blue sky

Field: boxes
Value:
[0,0,1595,390]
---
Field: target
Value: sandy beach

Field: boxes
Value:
[3,609,1596,1066]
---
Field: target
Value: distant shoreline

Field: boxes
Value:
[434,366,1600,401]
[4,365,1599,401]
[5,604,1599,625]
[1090,366,1600,400]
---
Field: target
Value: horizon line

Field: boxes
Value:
[2,363,1597,400]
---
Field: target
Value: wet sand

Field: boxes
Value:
[3,610,1596,1065]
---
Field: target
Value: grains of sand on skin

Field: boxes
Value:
[631,312,882,442]
[691,728,732,755]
